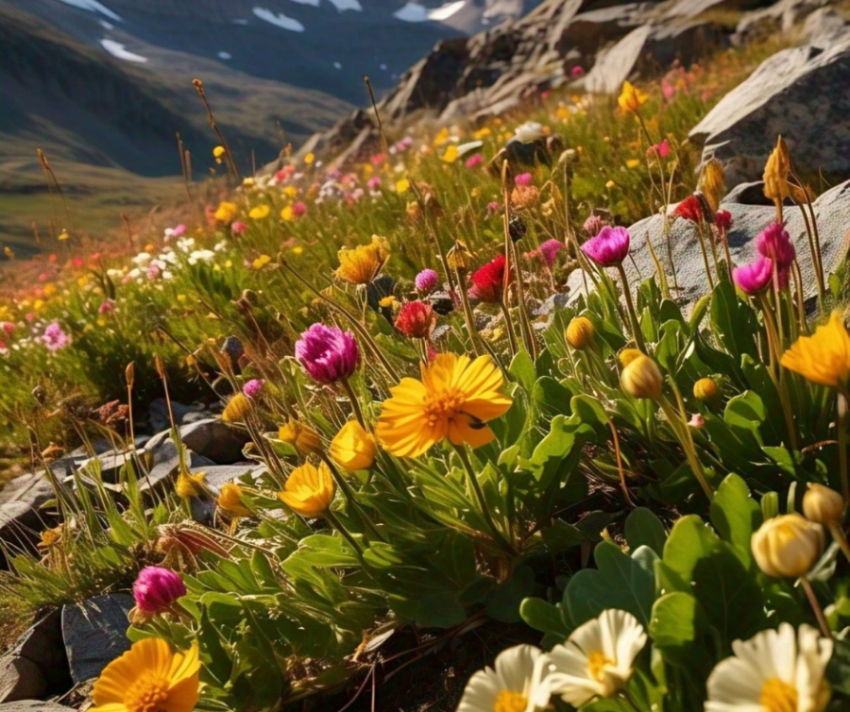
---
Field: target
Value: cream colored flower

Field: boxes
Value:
[458,645,551,712]
[514,122,545,144]
[546,609,647,707]
[706,623,832,712]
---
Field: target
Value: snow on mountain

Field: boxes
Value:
[54,0,121,21]
[100,38,147,61]
[253,7,306,31]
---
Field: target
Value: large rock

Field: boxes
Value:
[0,473,58,567]
[567,179,850,307]
[690,38,850,185]
[733,0,834,44]
[147,397,208,434]
[0,704,76,712]
[139,438,216,493]
[0,657,44,704]
[177,419,251,464]
[61,594,133,684]
[12,610,70,695]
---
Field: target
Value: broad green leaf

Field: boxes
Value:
[650,592,708,669]
[710,473,762,569]
[625,507,667,557]
[520,597,570,638]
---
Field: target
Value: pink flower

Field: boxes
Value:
[583,214,607,236]
[367,177,382,191]
[41,322,70,352]
[581,226,630,267]
[541,91,550,100]
[648,139,670,159]
[71,257,84,269]
[395,301,434,339]
[514,173,533,187]
[147,263,161,280]
[415,268,439,294]
[0,322,14,337]
[370,153,386,166]
[173,224,186,237]
[98,300,114,315]
[243,379,265,399]
[231,221,247,234]
[688,413,705,428]
[571,65,584,78]
[527,239,564,266]
[295,323,360,384]
[465,153,483,168]
[25,313,36,323]
[733,257,775,295]
[486,201,501,217]
[662,82,676,101]
[133,566,186,614]
[292,201,307,217]
[756,222,795,270]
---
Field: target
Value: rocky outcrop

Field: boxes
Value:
[690,36,850,185]
[61,594,134,685]
[0,472,59,567]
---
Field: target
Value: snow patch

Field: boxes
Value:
[379,63,387,70]
[393,1,465,22]
[218,51,232,60]
[99,20,114,29]
[100,39,148,62]
[287,0,320,5]
[54,0,122,21]
[333,61,342,69]
[326,0,363,11]
[253,7,305,31]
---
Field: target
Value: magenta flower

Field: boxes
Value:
[756,222,795,270]
[581,226,630,267]
[173,223,186,237]
[133,566,186,614]
[648,139,670,158]
[715,210,733,232]
[98,300,114,315]
[1,322,15,337]
[733,257,775,295]
[295,323,359,384]
[465,153,483,168]
[571,65,584,78]
[528,239,565,266]
[367,177,382,191]
[415,268,439,293]
[583,214,607,236]
[41,322,70,352]
[662,82,676,101]
[486,201,501,217]
[514,173,533,187]
[231,221,247,234]
[243,379,265,399]
[292,201,307,217]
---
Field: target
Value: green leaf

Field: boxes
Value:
[710,473,762,569]
[519,597,570,638]
[650,592,708,669]
[625,507,667,557]
[413,592,467,628]
[485,565,536,623]
[509,350,536,392]
[564,542,657,627]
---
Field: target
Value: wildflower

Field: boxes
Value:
[756,222,796,270]
[442,145,459,163]
[705,624,832,712]
[511,185,540,210]
[528,239,564,267]
[456,645,551,712]
[715,210,732,232]
[218,482,251,517]
[280,206,294,221]
[583,214,607,236]
[133,566,187,614]
[571,65,584,78]
[295,323,359,384]
[566,316,595,350]
[292,201,307,217]
[752,513,824,578]
[38,526,63,549]
[447,241,473,274]
[376,353,512,458]
[470,255,508,304]
[473,127,492,140]
[648,138,670,158]
[465,153,483,168]
[581,226,630,267]
[41,322,71,352]
[58,230,70,242]
[1,322,15,337]
[396,178,410,194]
[781,312,850,389]
[693,377,720,404]
[621,355,663,400]
[248,205,270,220]
[278,461,335,517]
[486,201,501,218]
[329,420,377,470]
[415,268,439,294]
[379,295,396,308]
[673,195,704,223]
[699,158,725,213]
[617,81,648,113]
[336,236,389,285]
[367,176,382,191]
[547,609,647,707]
[278,420,322,457]
[395,301,434,339]
[763,135,792,203]
[214,201,238,222]
[304,152,316,165]
[514,121,545,143]
[605,180,616,189]
[221,393,252,423]
[515,173,533,187]
[625,159,640,169]
[689,412,705,428]
[733,257,775,295]
[803,484,845,526]
[213,145,225,163]
[175,471,206,500]
[90,638,199,712]
[242,379,264,399]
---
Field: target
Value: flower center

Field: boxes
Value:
[759,678,798,712]
[493,690,527,712]
[125,674,170,712]
[587,650,615,682]
[424,387,464,426]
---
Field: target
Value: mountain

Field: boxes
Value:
[0,0,538,257]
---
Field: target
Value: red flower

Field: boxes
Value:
[673,195,704,223]
[715,210,732,232]
[395,301,434,339]
[470,255,508,304]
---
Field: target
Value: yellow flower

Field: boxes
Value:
[336,235,389,285]
[252,254,271,269]
[556,105,571,121]
[693,377,720,404]
[242,177,255,188]
[213,145,225,163]
[329,420,377,470]
[292,246,303,255]
[175,471,206,500]
[698,158,725,213]
[565,316,595,350]
[304,152,316,165]
[395,178,410,194]
[626,159,640,169]
[218,483,251,517]
[605,180,616,189]
[442,145,459,163]
[433,127,450,147]
[58,230,70,242]
[91,638,199,712]
[376,353,512,458]
[617,81,648,113]
[752,513,824,578]
[803,483,845,526]
[472,127,491,140]
[280,205,294,221]
[763,135,791,202]
[283,186,298,197]
[3,246,14,259]
[621,355,663,400]
[279,419,323,456]
[278,461,335,517]
[446,240,472,273]
[214,201,238,222]
[221,393,252,423]
[379,295,396,308]
[248,205,270,220]
[781,312,850,390]
[38,526,63,549]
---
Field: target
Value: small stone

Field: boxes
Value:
[0,657,46,703]
[178,419,251,464]
[61,594,133,684]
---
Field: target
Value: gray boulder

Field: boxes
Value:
[139,439,216,494]
[61,594,133,684]
[0,473,58,567]
[178,418,251,464]
[0,610,70,703]
[690,38,850,185]
[802,6,849,47]
[0,658,45,704]
[0,703,76,712]
[147,397,207,434]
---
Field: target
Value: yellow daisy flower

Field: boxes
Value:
[781,312,850,390]
[278,461,335,518]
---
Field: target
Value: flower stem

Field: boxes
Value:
[325,510,364,558]
[615,264,646,353]
[838,391,849,503]
[499,301,519,359]
[339,377,366,430]
[694,221,715,292]
[659,396,713,501]
[800,576,832,639]
[828,521,850,564]
[322,455,384,542]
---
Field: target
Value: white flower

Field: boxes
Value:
[705,623,832,712]
[131,252,151,266]
[457,645,551,712]
[514,121,544,144]
[546,609,647,707]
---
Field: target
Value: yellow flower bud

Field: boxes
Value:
[329,420,377,470]
[618,348,643,368]
[751,513,824,578]
[221,393,252,423]
[621,355,663,400]
[278,462,335,518]
[176,471,206,500]
[279,419,323,456]
[446,240,472,274]
[565,316,595,350]
[763,135,791,202]
[803,484,846,526]
[217,483,251,517]
[698,158,725,214]
[693,377,720,404]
